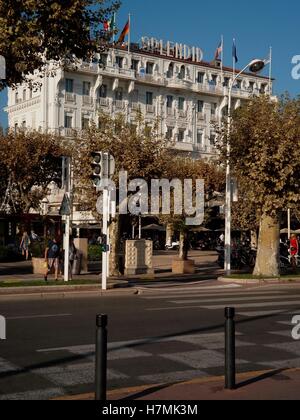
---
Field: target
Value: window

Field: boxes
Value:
[65,79,74,93]
[99,85,107,98]
[223,77,230,87]
[82,82,91,96]
[178,65,186,80]
[14,123,18,133]
[211,103,217,116]
[178,97,185,111]
[210,134,216,146]
[211,75,218,85]
[23,89,26,101]
[29,88,33,99]
[100,54,108,67]
[178,129,185,142]
[15,92,19,104]
[166,127,173,140]
[131,59,139,71]
[167,95,173,108]
[260,84,267,94]
[64,115,73,128]
[167,63,174,78]
[116,56,124,68]
[235,79,242,89]
[197,129,204,145]
[82,115,90,130]
[146,92,153,106]
[249,81,255,92]
[146,62,154,75]
[22,120,26,128]
[115,88,123,101]
[197,100,204,113]
[197,72,204,84]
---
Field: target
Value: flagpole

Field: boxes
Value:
[221,35,224,80]
[233,38,236,80]
[128,13,131,54]
[112,12,116,44]
[268,46,272,95]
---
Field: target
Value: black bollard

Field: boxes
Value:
[95,314,108,401]
[225,307,236,390]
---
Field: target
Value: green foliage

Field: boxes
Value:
[0,130,68,214]
[0,0,121,89]
[88,244,102,261]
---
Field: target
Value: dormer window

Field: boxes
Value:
[197,72,204,84]
[146,62,154,75]
[116,56,124,68]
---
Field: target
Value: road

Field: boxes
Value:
[0,281,300,400]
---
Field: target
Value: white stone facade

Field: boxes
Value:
[6,44,272,159]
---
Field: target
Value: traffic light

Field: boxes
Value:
[91,152,102,188]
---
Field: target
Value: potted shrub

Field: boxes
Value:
[30,241,47,275]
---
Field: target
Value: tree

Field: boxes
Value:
[160,157,225,260]
[72,113,170,276]
[0,129,67,214]
[0,0,120,89]
[218,95,300,277]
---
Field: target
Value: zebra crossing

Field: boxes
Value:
[1,284,300,400]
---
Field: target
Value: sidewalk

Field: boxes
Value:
[61,368,300,400]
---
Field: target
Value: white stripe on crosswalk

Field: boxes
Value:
[170,294,300,305]
[148,300,300,311]
[141,291,285,300]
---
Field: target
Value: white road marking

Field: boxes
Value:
[142,291,284,300]
[170,295,299,305]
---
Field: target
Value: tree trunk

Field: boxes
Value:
[166,223,174,247]
[109,215,122,277]
[179,230,189,261]
[253,213,280,277]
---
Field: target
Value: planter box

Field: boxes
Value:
[32,258,47,275]
[172,258,195,275]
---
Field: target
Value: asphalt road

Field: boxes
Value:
[1,282,300,400]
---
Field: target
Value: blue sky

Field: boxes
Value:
[1,0,299,128]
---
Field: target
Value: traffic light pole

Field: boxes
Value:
[102,187,109,290]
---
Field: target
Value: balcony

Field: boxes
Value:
[178,110,187,118]
[136,73,166,86]
[114,100,125,110]
[167,77,193,90]
[167,107,176,117]
[65,92,76,103]
[146,104,155,114]
[101,66,135,79]
[131,102,140,111]
[197,112,206,122]
[82,95,93,106]
[97,97,109,108]
[63,128,77,137]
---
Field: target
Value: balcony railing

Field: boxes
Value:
[197,112,205,121]
[167,107,175,117]
[146,104,155,114]
[178,110,187,118]
[131,102,140,111]
[114,100,125,110]
[82,95,93,106]
[65,92,76,102]
[97,97,109,107]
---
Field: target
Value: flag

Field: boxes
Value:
[118,20,130,44]
[232,39,238,63]
[103,14,115,32]
[215,40,223,60]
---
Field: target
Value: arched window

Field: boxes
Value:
[167,63,174,78]
[178,65,186,80]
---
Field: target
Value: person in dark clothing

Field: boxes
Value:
[44,238,61,282]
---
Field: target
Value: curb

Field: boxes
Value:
[218,276,300,285]
[54,367,300,400]
[0,283,140,301]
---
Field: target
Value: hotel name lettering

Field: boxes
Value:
[141,37,204,63]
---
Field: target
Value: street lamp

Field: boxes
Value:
[224,59,266,275]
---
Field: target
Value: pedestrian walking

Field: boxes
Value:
[68,240,78,281]
[290,234,299,271]
[44,237,61,282]
[20,231,30,260]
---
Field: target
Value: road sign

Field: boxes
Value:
[59,194,71,216]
